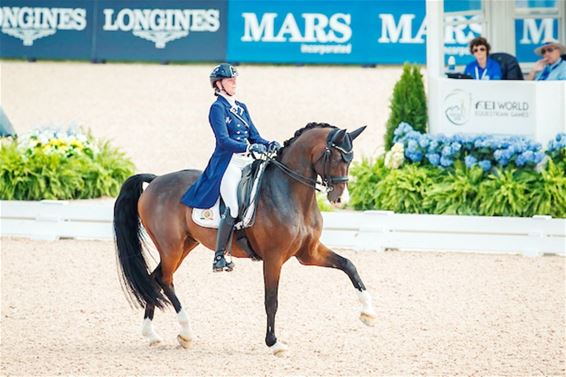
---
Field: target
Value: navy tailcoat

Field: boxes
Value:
[180,96,269,209]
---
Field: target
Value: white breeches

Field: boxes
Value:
[220,153,253,218]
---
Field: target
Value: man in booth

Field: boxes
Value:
[527,39,566,81]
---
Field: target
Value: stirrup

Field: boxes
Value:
[212,254,235,273]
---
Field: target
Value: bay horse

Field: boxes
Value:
[114,122,376,355]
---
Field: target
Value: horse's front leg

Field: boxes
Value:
[297,244,377,326]
[263,260,288,356]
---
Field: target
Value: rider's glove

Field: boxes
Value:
[267,141,282,153]
[248,143,267,155]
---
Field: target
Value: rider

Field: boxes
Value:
[180,63,281,272]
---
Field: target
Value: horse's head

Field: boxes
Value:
[313,126,366,205]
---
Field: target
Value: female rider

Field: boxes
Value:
[181,63,280,272]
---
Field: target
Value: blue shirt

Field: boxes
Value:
[464,57,502,80]
[535,59,566,81]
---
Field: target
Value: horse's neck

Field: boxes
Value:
[267,144,318,211]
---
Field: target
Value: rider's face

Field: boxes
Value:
[221,77,237,96]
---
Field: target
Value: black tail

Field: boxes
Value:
[114,173,169,310]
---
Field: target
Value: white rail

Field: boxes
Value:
[1,200,564,257]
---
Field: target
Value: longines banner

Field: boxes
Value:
[0,0,95,59]
[94,0,226,61]
[0,0,227,61]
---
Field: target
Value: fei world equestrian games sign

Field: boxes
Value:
[0,0,561,64]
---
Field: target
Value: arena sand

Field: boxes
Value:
[1,62,565,375]
[1,238,564,376]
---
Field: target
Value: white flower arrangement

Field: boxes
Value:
[384,142,405,169]
[17,126,98,157]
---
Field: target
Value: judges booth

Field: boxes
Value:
[426,0,566,143]
[429,78,566,144]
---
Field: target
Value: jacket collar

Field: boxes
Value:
[216,94,242,109]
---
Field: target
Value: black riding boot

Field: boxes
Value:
[212,209,236,272]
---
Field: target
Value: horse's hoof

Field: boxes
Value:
[270,341,288,357]
[359,311,376,327]
[177,334,193,349]
[148,339,162,347]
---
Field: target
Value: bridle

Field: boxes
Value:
[268,128,353,193]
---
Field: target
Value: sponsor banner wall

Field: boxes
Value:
[227,0,427,64]
[94,0,226,61]
[0,0,562,65]
[0,0,94,59]
[0,0,227,61]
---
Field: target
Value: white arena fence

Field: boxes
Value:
[1,200,564,257]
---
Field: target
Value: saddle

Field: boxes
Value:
[192,159,269,260]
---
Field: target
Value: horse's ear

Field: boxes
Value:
[333,129,347,144]
[348,126,367,141]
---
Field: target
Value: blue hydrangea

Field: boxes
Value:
[440,156,453,167]
[426,153,440,166]
[392,123,559,170]
[464,155,477,168]
[478,160,492,172]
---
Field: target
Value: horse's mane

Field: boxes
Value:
[276,122,337,161]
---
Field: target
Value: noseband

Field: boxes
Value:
[270,128,353,193]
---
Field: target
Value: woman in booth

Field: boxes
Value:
[464,37,502,80]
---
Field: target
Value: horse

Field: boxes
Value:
[114,122,377,355]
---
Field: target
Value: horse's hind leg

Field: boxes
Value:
[142,266,163,346]
[297,244,377,326]
[155,239,199,349]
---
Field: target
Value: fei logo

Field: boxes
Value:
[102,8,220,49]
[0,6,86,46]
[443,89,472,126]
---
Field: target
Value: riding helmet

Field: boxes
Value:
[210,63,238,88]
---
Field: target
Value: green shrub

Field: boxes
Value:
[0,129,134,200]
[374,164,437,214]
[349,157,388,210]
[349,157,565,218]
[424,162,483,215]
[384,63,428,150]
[524,160,566,218]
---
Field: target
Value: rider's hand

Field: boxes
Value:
[248,143,267,155]
[268,141,282,153]
[533,59,546,73]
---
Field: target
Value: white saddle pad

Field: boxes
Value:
[192,199,222,229]
[191,161,266,230]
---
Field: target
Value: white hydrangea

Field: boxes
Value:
[384,143,405,169]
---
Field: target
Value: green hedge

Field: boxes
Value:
[384,63,428,150]
[0,128,134,200]
[350,157,566,218]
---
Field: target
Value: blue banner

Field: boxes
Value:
[227,0,426,65]
[94,0,227,61]
[0,0,562,66]
[0,0,95,59]
[515,18,560,63]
